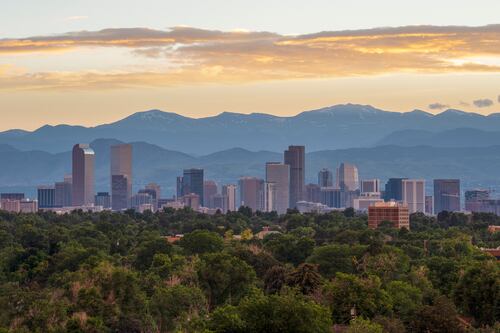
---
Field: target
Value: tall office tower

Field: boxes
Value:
[222,184,237,212]
[306,183,321,203]
[425,196,434,215]
[361,179,380,194]
[131,192,154,210]
[203,180,218,208]
[182,169,204,206]
[37,186,55,208]
[265,182,277,213]
[368,201,410,229]
[284,145,305,208]
[212,194,224,211]
[384,178,407,201]
[402,179,425,214]
[336,163,359,191]
[321,187,342,208]
[182,193,200,211]
[176,176,184,198]
[72,144,95,206]
[55,175,72,207]
[95,192,111,209]
[265,162,290,214]
[0,193,24,200]
[238,177,265,212]
[465,189,490,212]
[434,179,461,213]
[145,183,161,210]
[318,168,333,187]
[111,144,132,211]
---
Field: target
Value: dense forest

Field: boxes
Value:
[0,207,499,333]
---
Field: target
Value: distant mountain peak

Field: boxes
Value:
[438,109,483,117]
[407,109,433,117]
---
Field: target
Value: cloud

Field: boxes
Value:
[428,102,449,110]
[473,98,494,108]
[0,25,499,90]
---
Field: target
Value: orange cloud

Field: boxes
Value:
[0,25,499,90]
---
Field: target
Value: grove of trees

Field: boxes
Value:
[0,207,498,332]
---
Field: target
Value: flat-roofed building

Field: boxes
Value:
[402,179,425,214]
[72,144,95,206]
[434,179,461,213]
[368,201,410,229]
[238,177,265,212]
[265,162,290,214]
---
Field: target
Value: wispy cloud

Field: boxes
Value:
[0,25,499,90]
[428,102,449,110]
[473,98,494,108]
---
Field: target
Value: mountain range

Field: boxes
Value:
[2,139,500,198]
[2,104,500,154]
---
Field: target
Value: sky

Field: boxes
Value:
[0,0,500,130]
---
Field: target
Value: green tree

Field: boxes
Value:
[454,261,500,326]
[307,244,365,278]
[264,234,314,265]
[385,281,423,322]
[210,291,333,333]
[286,263,322,295]
[409,296,464,333]
[347,317,383,333]
[150,285,206,332]
[197,252,256,307]
[179,230,224,255]
[325,273,392,324]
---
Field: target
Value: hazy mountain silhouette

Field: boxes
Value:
[377,128,500,147]
[1,104,500,154]
[2,139,500,198]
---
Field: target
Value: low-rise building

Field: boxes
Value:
[368,201,410,229]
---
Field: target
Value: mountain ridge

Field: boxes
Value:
[1,104,500,154]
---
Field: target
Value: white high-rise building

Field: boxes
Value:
[265,162,290,214]
[402,179,426,214]
[222,184,237,212]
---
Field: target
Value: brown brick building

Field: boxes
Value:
[368,201,410,229]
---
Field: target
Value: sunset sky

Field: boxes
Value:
[1,0,500,130]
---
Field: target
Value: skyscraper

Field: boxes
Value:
[318,168,333,187]
[336,163,359,191]
[284,145,305,208]
[361,179,380,194]
[37,186,55,208]
[306,183,321,203]
[111,144,132,211]
[265,162,290,214]
[182,169,204,206]
[434,179,461,213]
[95,192,111,209]
[238,177,265,212]
[265,182,277,213]
[55,175,72,207]
[72,144,95,206]
[402,179,425,214]
[465,189,490,212]
[204,180,218,208]
[222,184,237,212]
[384,178,407,201]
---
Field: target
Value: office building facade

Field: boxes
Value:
[402,179,425,214]
[111,144,132,211]
[265,162,290,214]
[72,144,95,206]
[238,177,265,212]
[284,145,305,208]
[318,168,333,187]
[434,179,461,213]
